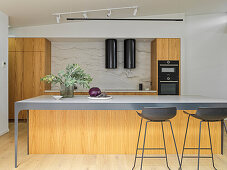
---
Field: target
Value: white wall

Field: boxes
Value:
[0,11,8,136]
[9,13,185,38]
[183,13,227,99]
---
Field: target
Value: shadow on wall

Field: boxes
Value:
[184,13,227,99]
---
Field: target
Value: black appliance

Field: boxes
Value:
[139,83,143,90]
[105,39,117,69]
[158,60,179,95]
[124,39,136,69]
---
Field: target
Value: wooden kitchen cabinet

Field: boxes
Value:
[150,40,158,91]
[150,38,181,92]
[154,38,181,60]
[8,38,51,119]
[168,38,181,60]
[8,38,24,52]
[23,52,46,99]
[24,38,46,52]
[156,38,169,60]
[8,52,25,119]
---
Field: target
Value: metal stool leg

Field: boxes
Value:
[140,121,149,170]
[197,121,203,170]
[132,118,143,170]
[179,114,190,169]
[207,122,217,170]
[169,120,181,167]
[161,121,170,170]
[224,120,227,134]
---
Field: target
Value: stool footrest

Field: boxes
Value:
[136,156,167,159]
[138,148,165,150]
[183,156,212,159]
[184,147,211,150]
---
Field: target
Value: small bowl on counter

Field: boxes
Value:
[52,95,63,100]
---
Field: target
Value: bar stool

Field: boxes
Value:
[132,107,180,170]
[180,108,227,170]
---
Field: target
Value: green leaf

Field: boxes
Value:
[41,64,92,89]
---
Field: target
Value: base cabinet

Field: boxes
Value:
[29,110,221,154]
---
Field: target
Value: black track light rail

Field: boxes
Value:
[67,18,183,21]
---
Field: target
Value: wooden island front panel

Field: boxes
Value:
[29,110,221,154]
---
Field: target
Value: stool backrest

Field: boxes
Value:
[141,107,177,121]
[196,108,227,121]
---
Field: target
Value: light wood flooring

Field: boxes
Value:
[0,122,227,170]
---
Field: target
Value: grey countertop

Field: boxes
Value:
[44,90,157,93]
[17,95,227,104]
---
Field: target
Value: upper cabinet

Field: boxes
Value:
[168,38,181,60]
[24,38,46,52]
[9,38,48,52]
[8,38,24,52]
[156,38,169,60]
[153,38,181,61]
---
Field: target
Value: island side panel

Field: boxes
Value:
[29,110,221,154]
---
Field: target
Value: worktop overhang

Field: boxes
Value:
[15,95,227,111]
[45,90,158,93]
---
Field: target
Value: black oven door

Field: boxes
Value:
[158,61,179,81]
[158,81,179,95]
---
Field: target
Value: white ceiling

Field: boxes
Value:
[0,0,226,27]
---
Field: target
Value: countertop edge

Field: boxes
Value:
[44,90,158,93]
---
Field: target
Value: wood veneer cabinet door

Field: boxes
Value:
[44,39,51,90]
[23,52,45,99]
[29,110,221,154]
[8,52,26,119]
[150,40,158,91]
[24,38,46,52]
[8,38,24,52]
[156,38,169,60]
[8,38,51,119]
[168,38,181,60]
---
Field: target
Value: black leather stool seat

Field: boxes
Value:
[137,107,177,121]
[192,107,227,121]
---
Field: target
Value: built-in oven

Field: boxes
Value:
[158,60,179,95]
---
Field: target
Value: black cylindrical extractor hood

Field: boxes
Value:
[105,39,117,69]
[124,39,136,69]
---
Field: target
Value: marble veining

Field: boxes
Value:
[51,40,151,91]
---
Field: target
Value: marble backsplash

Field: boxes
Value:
[51,40,151,91]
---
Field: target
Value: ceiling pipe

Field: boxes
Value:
[66,18,183,21]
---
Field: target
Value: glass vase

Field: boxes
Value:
[60,84,74,98]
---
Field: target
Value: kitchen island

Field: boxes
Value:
[15,95,227,167]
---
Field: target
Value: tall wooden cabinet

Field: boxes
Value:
[8,38,51,119]
[150,38,181,92]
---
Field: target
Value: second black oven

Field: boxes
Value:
[158,60,179,95]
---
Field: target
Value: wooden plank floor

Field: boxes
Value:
[0,122,227,170]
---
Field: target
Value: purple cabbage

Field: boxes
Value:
[89,87,101,97]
